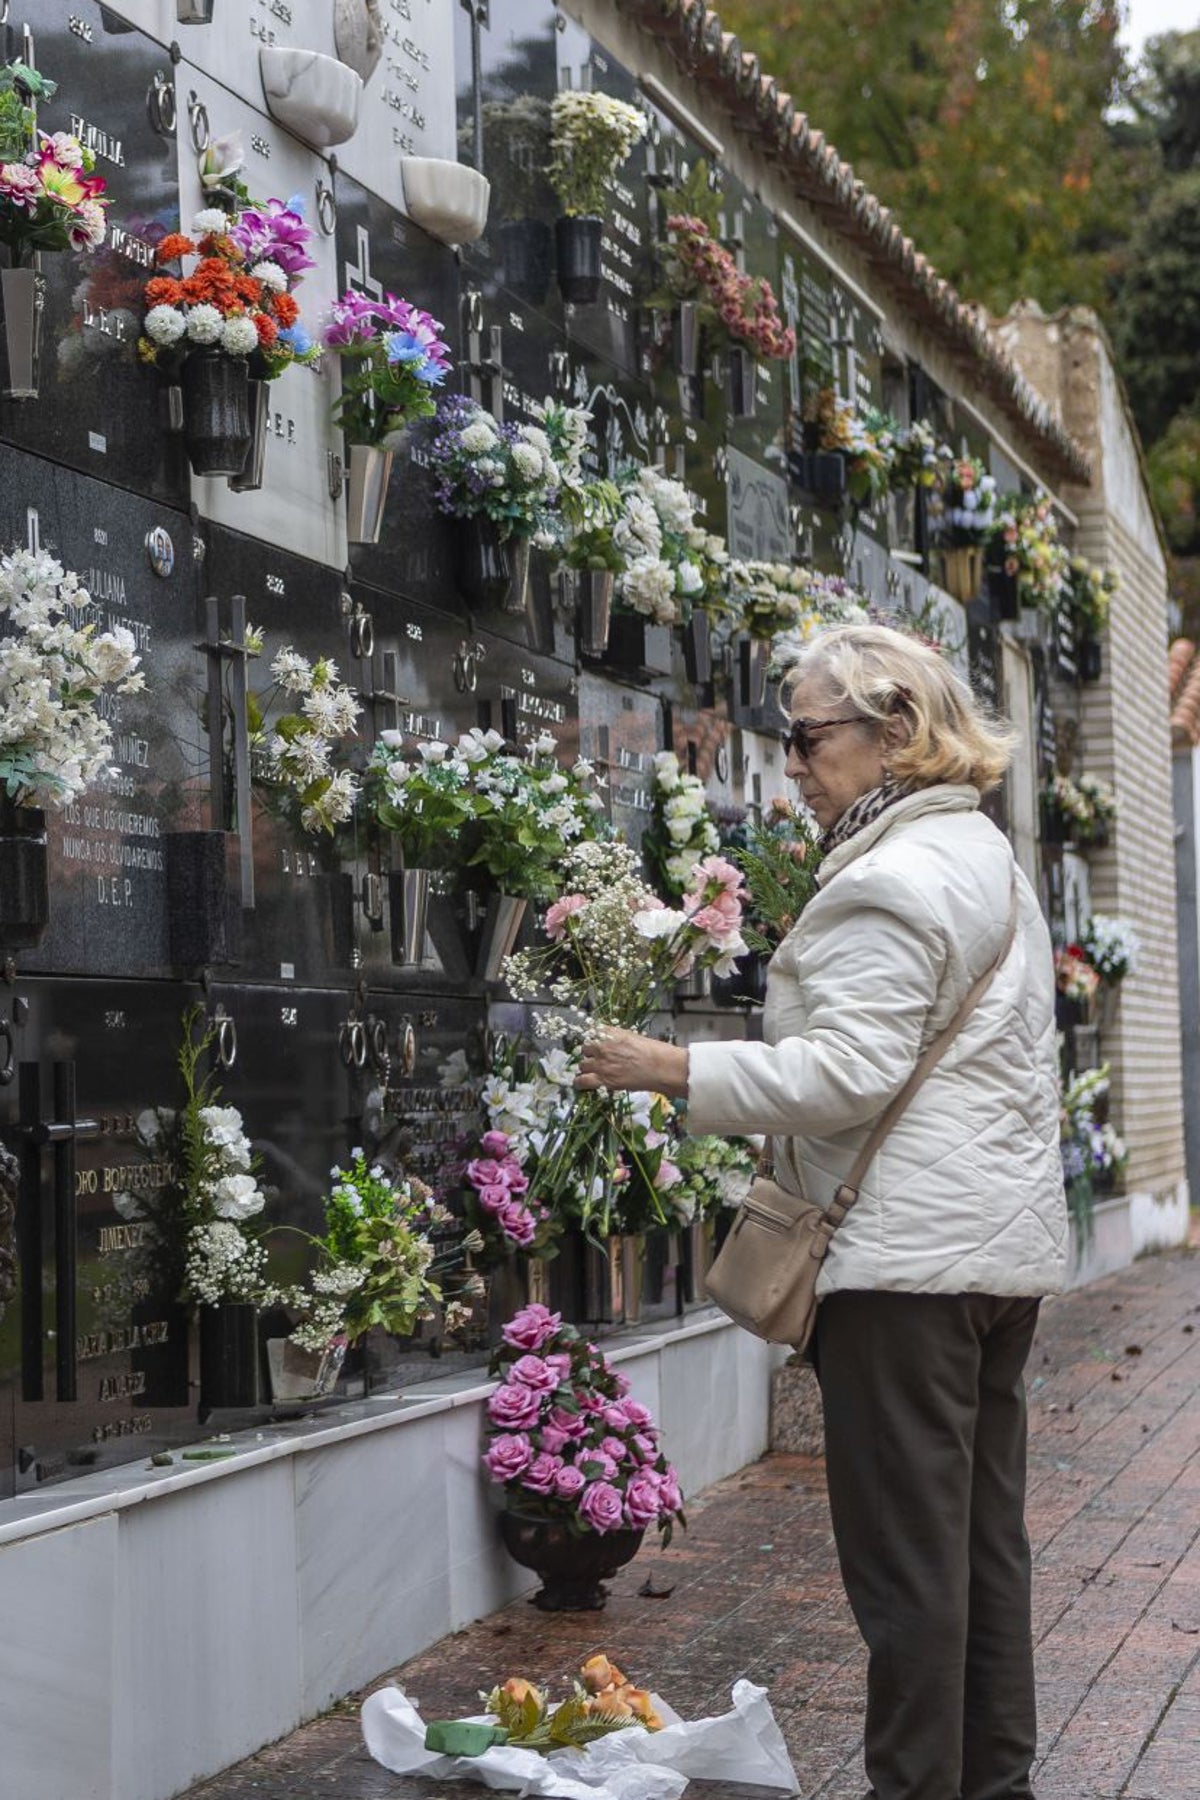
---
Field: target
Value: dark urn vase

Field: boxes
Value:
[497,218,553,306]
[181,351,252,477]
[498,1508,645,1611]
[986,563,1020,621]
[725,345,757,419]
[455,516,512,609]
[0,799,49,951]
[555,215,603,305]
[1078,636,1103,683]
[198,1301,260,1411]
[788,447,846,504]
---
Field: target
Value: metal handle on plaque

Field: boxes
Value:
[187,90,209,153]
[315,178,337,236]
[339,1018,367,1069]
[147,70,177,137]
[212,1009,237,1069]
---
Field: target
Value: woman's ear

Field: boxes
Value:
[882,703,913,755]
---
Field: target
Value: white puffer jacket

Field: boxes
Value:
[687,785,1067,1297]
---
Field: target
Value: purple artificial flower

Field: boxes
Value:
[498,1201,537,1248]
[230,197,316,278]
[483,1432,533,1483]
[321,289,381,349]
[479,1129,510,1158]
[520,1451,563,1496]
[501,1303,561,1351]
[623,1469,664,1530]
[579,1480,624,1534]
[659,1465,683,1515]
[553,1463,587,1501]
[539,1424,571,1455]
[475,1184,511,1214]
[467,1157,507,1190]
[509,1354,559,1392]
[600,1435,629,1464]
[487,1381,543,1430]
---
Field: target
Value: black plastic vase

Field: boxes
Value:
[555,216,603,305]
[181,351,252,477]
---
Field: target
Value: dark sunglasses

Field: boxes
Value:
[779,714,867,760]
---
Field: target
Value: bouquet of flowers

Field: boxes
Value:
[547,91,647,218]
[130,1007,269,1307]
[0,63,109,260]
[886,417,954,492]
[614,464,729,626]
[802,388,892,507]
[1054,945,1100,1008]
[1066,555,1117,637]
[1044,771,1116,844]
[1060,1063,1125,1232]
[643,749,720,896]
[429,395,589,549]
[661,215,795,360]
[671,1131,756,1224]
[366,726,606,902]
[766,575,871,680]
[0,547,144,809]
[460,1040,576,1260]
[726,561,820,641]
[1081,914,1140,984]
[271,1151,482,1353]
[728,797,822,953]
[987,493,1070,613]
[248,639,361,834]
[928,455,998,543]
[478,1655,663,1748]
[483,1302,685,1543]
[321,289,450,446]
[140,201,318,380]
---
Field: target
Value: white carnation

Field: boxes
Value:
[144,304,187,346]
[250,260,288,292]
[220,315,259,355]
[192,208,231,235]
[185,303,225,344]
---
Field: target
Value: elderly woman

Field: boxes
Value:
[578,623,1065,1800]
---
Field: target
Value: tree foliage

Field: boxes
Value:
[1111,171,1200,447]
[719,0,1145,315]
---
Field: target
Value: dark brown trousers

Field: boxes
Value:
[813,1290,1041,1800]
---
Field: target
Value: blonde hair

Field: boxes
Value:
[781,623,1018,794]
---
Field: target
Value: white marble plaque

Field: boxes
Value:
[175,61,347,570]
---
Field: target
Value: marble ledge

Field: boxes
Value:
[0,1307,736,1552]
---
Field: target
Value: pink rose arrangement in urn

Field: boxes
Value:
[484,1303,684,1607]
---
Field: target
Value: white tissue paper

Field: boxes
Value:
[360,1677,800,1799]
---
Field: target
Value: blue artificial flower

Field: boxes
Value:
[278,324,313,357]
[414,357,448,386]
[385,329,428,366]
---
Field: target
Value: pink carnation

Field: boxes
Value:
[509,1354,559,1392]
[487,1381,543,1430]
[520,1451,563,1495]
[483,1433,533,1482]
[502,1303,561,1352]
[545,893,587,939]
[579,1479,624,1534]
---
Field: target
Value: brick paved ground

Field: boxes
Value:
[186,1243,1200,1800]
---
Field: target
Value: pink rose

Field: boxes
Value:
[510,1354,559,1392]
[479,1129,510,1157]
[548,1405,589,1440]
[611,1372,630,1397]
[467,1157,507,1190]
[539,1424,570,1454]
[553,1463,587,1500]
[621,1399,654,1428]
[476,1183,510,1214]
[483,1433,533,1483]
[498,1201,537,1248]
[520,1451,563,1495]
[501,1303,561,1352]
[581,1450,618,1481]
[623,1469,663,1529]
[631,1432,658,1462]
[545,893,588,939]
[602,1404,630,1431]
[499,1158,529,1194]
[545,1352,573,1379]
[600,1435,628,1463]
[654,1159,683,1191]
[660,1466,683,1514]
[579,1480,624,1534]
[487,1381,543,1430]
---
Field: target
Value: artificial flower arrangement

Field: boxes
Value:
[802,388,893,509]
[140,199,318,381]
[728,797,823,953]
[884,416,955,492]
[765,575,871,679]
[613,464,729,628]
[660,213,795,362]
[0,63,109,262]
[127,1006,269,1308]
[58,216,167,384]
[987,492,1071,614]
[461,1040,575,1261]
[364,725,607,902]
[1054,944,1100,1009]
[428,394,589,551]
[1061,1064,1127,1230]
[246,638,361,835]
[1043,771,1116,845]
[269,1149,483,1355]
[320,288,451,446]
[502,840,748,1238]
[643,748,720,897]
[0,547,144,809]
[927,454,998,543]
[1080,914,1140,985]
[1065,555,1118,639]
[670,1130,756,1226]
[483,1302,685,1543]
[547,91,647,221]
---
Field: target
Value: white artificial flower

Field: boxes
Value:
[460,420,497,454]
[89,627,138,684]
[512,442,544,481]
[271,647,313,693]
[533,731,558,754]
[192,207,231,236]
[221,315,259,356]
[633,907,687,939]
[380,729,404,750]
[185,303,224,344]
[210,1172,265,1220]
[250,260,287,292]
[144,304,187,346]
[418,740,449,763]
[677,561,704,595]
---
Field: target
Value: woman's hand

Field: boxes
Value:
[575,1028,689,1099]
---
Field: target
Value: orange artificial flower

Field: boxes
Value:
[235,274,264,306]
[155,233,195,265]
[620,1687,663,1730]
[498,1677,544,1708]
[580,1654,628,1694]
[272,291,299,327]
[584,1692,633,1722]
[254,313,278,348]
[144,276,184,308]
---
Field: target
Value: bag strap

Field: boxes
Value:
[822,876,1021,1233]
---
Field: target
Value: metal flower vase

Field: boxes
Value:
[176,0,215,20]
[0,260,46,401]
[503,535,532,616]
[456,516,511,610]
[498,1508,644,1611]
[673,300,701,377]
[0,799,49,951]
[575,568,614,656]
[198,1301,260,1411]
[266,1336,345,1403]
[389,865,431,967]
[228,379,269,492]
[555,215,603,305]
[181,351,252,477]
[475,891,528,981]
[725,346,757,419]
[346,444,394,545]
